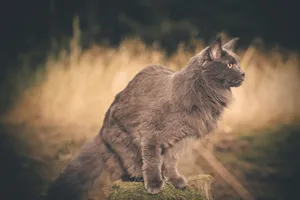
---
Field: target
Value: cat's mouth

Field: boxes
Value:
[228,78,244,87]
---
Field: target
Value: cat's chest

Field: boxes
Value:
[182,108,220,137]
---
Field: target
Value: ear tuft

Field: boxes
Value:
[208,36,223,60]
[223,37,239,52]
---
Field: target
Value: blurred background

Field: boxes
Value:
[0,0,300,200]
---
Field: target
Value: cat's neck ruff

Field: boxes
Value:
[171,64,232,115]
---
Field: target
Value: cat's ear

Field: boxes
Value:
[223,37,239,52]
[207,36,223,60]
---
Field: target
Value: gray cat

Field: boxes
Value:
[46,36,245,200]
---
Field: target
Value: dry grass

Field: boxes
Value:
[1,26,300,199]
[3,34,300,134]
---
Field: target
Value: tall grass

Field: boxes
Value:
[1,22,300,199]
[2,31,300,135]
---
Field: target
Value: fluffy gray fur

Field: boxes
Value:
[46,36,245,200]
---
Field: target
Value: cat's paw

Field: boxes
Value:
[167,176,187,189]
[145,179,164,194]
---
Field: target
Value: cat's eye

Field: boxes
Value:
[227,63,233,68]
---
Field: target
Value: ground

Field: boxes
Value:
[0,122,299,200]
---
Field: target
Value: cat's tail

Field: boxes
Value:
[46,135,108,200]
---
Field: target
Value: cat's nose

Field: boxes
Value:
[241,71,245,77]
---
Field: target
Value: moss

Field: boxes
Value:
[107,174,213,200]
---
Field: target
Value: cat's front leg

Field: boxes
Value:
[141,137,164,194]
[162,150,187,189]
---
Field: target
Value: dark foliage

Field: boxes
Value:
[1,0,299,66]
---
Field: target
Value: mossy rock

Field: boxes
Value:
[107,174,213,200]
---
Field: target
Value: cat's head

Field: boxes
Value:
[195,36,245,88]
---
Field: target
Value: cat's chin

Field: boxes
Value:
[228,79,244,88]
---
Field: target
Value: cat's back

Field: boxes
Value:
[121,65,174,100]
[133,64,174,84]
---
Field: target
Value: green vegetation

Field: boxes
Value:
[214,125,300,200]
[107,175,213,200]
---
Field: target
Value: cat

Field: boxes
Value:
[46,35,245,200]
